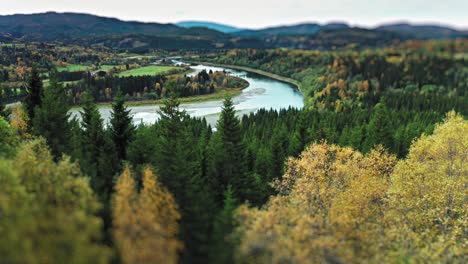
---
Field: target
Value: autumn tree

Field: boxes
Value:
[10,105,31,139]
[383,112,467,262]
[235,142,397,263]
[0,139,111,263]
[113,166,182,264]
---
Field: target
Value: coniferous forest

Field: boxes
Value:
[0,9,467,264]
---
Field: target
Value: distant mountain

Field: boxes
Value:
[235,23,349,36]
[233,21,466,40]
[177,21,244,33]
[0,12,465,51]
[0,12,224,42]
[376,23,467,39]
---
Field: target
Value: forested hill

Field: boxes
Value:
[1,12,466,50]
[0,12,224,41]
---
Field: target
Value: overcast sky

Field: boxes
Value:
[1,0,467,29]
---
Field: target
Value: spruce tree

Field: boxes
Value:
[155,96,188,195]
[364,101,394,152]
[156,96,216,263]
[80,93,113,198]
[24,64,43,128]
[209,185,238,264]
[33,69,71,159]
[80,93,118,244]
[210,97,257,203]
[110,92,135,162]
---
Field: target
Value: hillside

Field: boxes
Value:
[377,23,466,39]
[0,12,466,50]
[0,12,224,41]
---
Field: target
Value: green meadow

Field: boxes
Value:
[117,65,178,77]
[57,64,89,72]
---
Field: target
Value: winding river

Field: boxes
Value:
[70,64,304,126]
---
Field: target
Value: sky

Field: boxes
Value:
[0,0,467,29]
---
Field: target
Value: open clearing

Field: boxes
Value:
[57,64,89,72]
[117,65,178,77]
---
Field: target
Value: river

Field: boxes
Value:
[70,64,304,126]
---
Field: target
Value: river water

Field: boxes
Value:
[70,64,304,126]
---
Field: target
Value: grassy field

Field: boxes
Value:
[124,55,157,60]
[117,65,178,77]
[57,64,89,72]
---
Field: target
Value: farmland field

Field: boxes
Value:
[117,65,178,77]
[57,64,89,72]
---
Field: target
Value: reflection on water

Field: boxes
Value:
[70,64,304,126]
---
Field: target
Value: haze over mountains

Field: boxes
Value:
[0,12,466,51]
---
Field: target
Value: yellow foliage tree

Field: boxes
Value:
[0,139,111,263]
[10,105,30,139]
[384,112,467,262]
[236,142,397,263]
[235,113,467,263]
[113,166,182,264]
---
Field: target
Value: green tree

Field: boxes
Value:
[0,87,10,119]
[209,185,238,264]
[33,69,71,159]
[80,93,114,199]
[0,116,18,157]
[155,96,216,263]
[209,97,257,203]
[363,101,394,152]
[110,92,135,162]
[24,64,43,128]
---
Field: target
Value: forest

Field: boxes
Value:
[0,39,467,264]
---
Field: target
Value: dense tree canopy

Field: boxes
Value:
[234,113,467,263]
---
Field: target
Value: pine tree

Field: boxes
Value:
[209,185,238,264]
[24,64,43,128]
[110,92,135,162]
[33,69,71,159]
